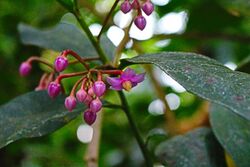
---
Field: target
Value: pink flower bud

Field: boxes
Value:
[76,89,87,103]
[54,56,68,72]
[19,62,32,77]
[93,81,106,97]
[88,86,95,97]
[84,109,97,125]
[65,96,77,112]
[134,15,147,31]
[120,0,132,14]
[83,95,93,106]
[47,82,61,98]
[142,1,154,16]
[90,98,102,112]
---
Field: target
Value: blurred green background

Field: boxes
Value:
[0,0,249,166]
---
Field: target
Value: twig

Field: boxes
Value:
[97,0,121,41]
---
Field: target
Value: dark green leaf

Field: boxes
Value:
[210,104,250,167]
[121,52,250,120]
[155,128,226,167]
[0,91,85,149]
[18,14,115,60]
[57,0,74,11]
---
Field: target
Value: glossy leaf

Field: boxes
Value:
[18,14,114,60]
[121,52,250,120]
[210,104,250,167]
[155,128,226,167]
[0,91,85,149]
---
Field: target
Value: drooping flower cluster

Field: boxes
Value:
[19,50,145,125]
[120,0,154,30]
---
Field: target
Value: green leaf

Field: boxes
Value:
[18,14,115,59]
[210,104,250,167]
[155,128,226,167]
[0,91,85,149]
[57,0,74,11]
[121,52,250,120]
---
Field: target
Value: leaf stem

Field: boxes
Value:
[72,3,109,64]
[97,0,120,41]
[118,91,153,167]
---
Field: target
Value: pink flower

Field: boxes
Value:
[54,56,68,72]
[134,15,147,31]
[106,68,145,91]
[65,96,77,112]
[90,98,102,112]
[142,1,154,16]
[93,81,106,97]
[120,0,132,14]
[83,109,97,125]
[19,62,32,77]
[47,82,61,98]
[76,89,87,103]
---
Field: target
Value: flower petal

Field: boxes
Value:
[131,73,145,83]
[106,77,122,87]
[110,85,123,90]
[121,68,136,80]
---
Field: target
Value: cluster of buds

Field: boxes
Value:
[120,0,154,30]
[19,50,145,125]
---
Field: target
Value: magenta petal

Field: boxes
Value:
[110,84,123,90]
[121,68,136,79]
[106,77,122,86]
[131,73,145,83]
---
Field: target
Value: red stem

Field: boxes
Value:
[27,56,54,70]
[134,0,142,15]
[62,50,90,70]
[56,71,88,83]
[69,57,100,65]
[70,77,84,96]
